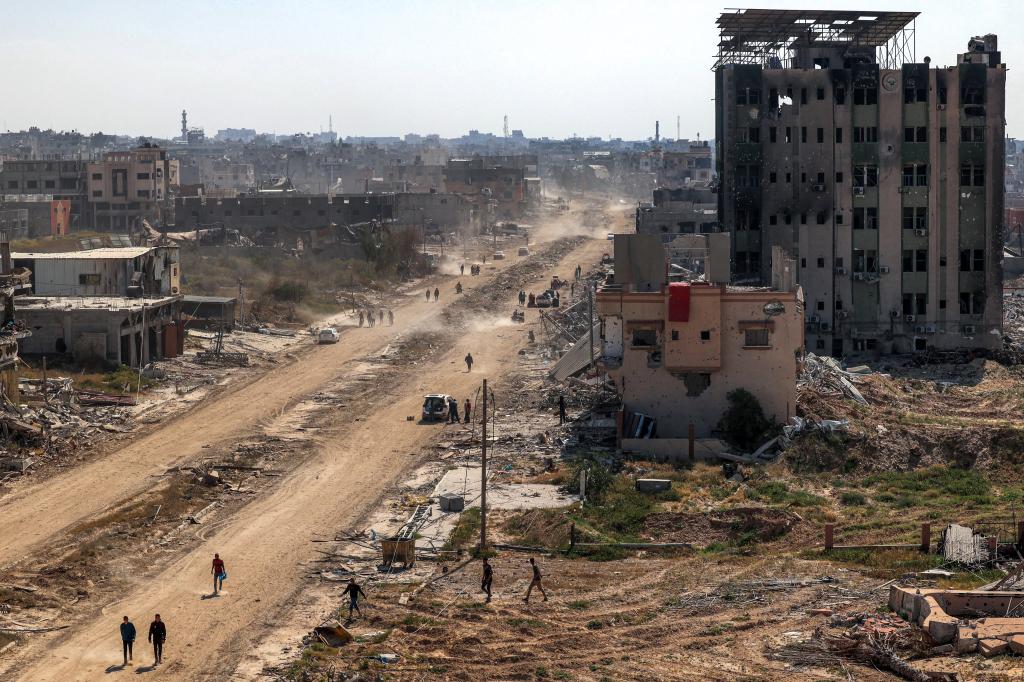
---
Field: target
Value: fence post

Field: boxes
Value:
[920,522,931,553]
[824,523,835,551]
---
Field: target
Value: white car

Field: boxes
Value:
[317,327,340,344]
[493,250,505,260]
[518,246,530,256]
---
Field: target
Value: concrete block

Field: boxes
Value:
[1008,635,1024,655]
[439,494,464,512]
[635,478,671,494]
[979,638,1009,657]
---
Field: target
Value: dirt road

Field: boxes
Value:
[9,229,611,680]
[0,247,527,568]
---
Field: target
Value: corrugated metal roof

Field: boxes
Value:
[12,247,154,260]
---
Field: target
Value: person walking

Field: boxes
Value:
[379,309,385,326]
[212,553,226,595]
[367,310,373,328]
[558,395,567,425]
[425,289,431,301]
[148,614,166,666]
[463,398,471,424]
[481,557,493,603]
[570,282,576,297]
[388,309,394,326]
[342,578,367,619]
[448,397,460,424]
[120,616,136,666]
[464,352,474,372]
[524,558,548,603]
[519,290,526,306]
[456,281,463,294]
[460,263,465,276]
[433,287,440,302]
[358,310,364,327]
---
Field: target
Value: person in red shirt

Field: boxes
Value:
[211,553,226,595]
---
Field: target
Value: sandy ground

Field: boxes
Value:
[1,218,614,680]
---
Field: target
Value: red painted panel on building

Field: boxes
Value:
[668,282,691,322]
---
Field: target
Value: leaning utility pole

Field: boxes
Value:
[480,378,488,551]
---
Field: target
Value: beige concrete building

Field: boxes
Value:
[597,234,803,457]
[87,145,179,230]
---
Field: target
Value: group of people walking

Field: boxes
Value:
[358,309,394,327]
[115,554,226,668]
[480,557,549,604]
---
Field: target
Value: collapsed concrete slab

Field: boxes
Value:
[890,585,1024,652]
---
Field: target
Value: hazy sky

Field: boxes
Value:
[1,0,1019,140]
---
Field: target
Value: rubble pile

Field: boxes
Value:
[799,353,868,405]
[0,378,134,478]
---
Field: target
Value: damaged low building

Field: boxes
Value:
[597,233,804,458]
[12,246,183,365]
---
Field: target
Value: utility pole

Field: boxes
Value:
[588,285,595,371]
[480,378,488,552]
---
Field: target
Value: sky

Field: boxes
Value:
[0,0,1020,140]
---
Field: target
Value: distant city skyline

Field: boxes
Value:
[1,0,1020,140]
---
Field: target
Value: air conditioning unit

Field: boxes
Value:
[820,321,831,332]
[963,325,976,335]
[809,314,821,323]
[836,310,850,320]
[852,272,865,281]
[812,183,826,192]
[835,266,848,275]
[880,265,890,274]
[937,104,947,110]
[915,325,926,334]
[890,309,900,318]
[914,228,928,237]
[853,186,866,196]
[925,324,937,333]
[905,315,916,322]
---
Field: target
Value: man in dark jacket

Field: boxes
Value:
[341,579,367,619]
[148,614,166,665]
[120,616,136,666]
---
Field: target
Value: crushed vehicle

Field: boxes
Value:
[422,394,454,421]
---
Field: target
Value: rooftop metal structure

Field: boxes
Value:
[714,9,918,70]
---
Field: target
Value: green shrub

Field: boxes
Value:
[718,388,775,451]
[839,491,867,506]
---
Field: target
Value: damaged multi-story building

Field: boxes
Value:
[12,246,183,365]
[715,10,1005,356]
[87,144,179,230]
[597,233,804,458]
[636,187,719,240]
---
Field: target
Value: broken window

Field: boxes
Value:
[959,292,985,315]
[834,87,846,105]
[853,127,878,143]
[78,274,101,285]
[700,330,711,341]
[852,166,878,187]
[744,328,770,347]
[902,207,927,230]
[816,87,825,100]
[940,127,947,143]
[769,126,777,143]
[960,126,985,142]
[631,329,657,347]
[835,128,843,143]
[817,128,824,143]
[960,164,985,187]
[961,86,984,106]
[853,87,877,105]
[801,127,807,144]
[903,84,927,103]
[785,127,792,143]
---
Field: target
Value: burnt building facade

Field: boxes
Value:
[715,10,1005,356]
